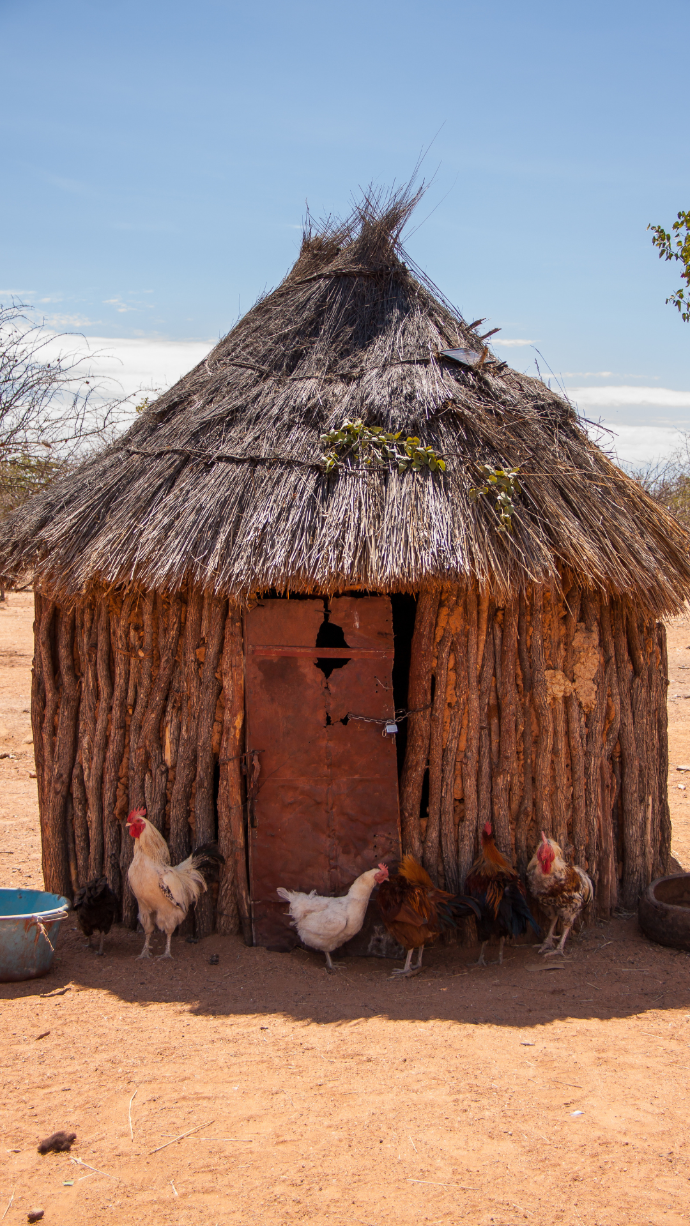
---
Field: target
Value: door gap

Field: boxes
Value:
[314,601,351,678]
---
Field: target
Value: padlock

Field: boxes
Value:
[384,722,398,736]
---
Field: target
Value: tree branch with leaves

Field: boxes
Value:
[648,211,690,322]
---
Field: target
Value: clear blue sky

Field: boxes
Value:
[1,0,689,459]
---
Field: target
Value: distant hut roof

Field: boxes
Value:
[1,186,689,614]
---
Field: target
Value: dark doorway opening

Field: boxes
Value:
[390,593,417,777]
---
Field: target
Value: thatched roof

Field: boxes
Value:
[2,186,689,614]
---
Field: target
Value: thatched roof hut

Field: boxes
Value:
[1,186,688,947]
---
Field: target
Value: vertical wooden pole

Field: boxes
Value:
[599,601,620,913]
[477,610,495,838]
[564,588,586,866]
[127,593,155,813]
[217,603,250,941]
[169,589,203,863]
[103,591,134,897]
[550,587,570,849]
[31,594,46,832]
[626,605,654,884]
[492,597,518,857]
[114,593,154,923]
[38,598,58,890]
[194,592,228,938]
[141,595,182,831]
[531,587,552,841]
[65,795,79,893]
[582,593,605,886]
[424,593,455,880]
[44,607,79,900]
[440,591,467,893]
[656,621,671,874]
[613,603,643,907]
[459,584,480,883]
[71,759,90,886]
[399,590,440,860]
[86,601,112,878]
[72,601,94,885]
[515,589,533,873]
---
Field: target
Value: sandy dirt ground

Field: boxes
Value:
[0,591,689,1226]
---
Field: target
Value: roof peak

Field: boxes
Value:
[290,181,426,281]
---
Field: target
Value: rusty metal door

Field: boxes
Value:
[244,596,401,948]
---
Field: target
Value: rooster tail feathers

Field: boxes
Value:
[449,893,482,922]
[191,842,225,884]
[576,867,595,905]
[499,883,542,938]
[162,861,207,907]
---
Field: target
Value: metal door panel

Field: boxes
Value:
[245,597,401,949]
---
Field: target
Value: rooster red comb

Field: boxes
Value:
[126,807,146,825]
[540,830,549,845]
[378,862,388,872]
[483,820,492,836]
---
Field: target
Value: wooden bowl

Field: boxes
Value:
[638,873,690,951]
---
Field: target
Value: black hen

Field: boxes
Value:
[73,876,119,955]
[464,821,541,965]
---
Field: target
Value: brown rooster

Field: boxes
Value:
[526,832,593,956]
[464,821,541,965]
[377,855,480,977]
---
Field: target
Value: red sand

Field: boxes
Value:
[0,592,688,1226]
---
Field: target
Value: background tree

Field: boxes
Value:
[648,211,690,322]
[0,303,136,519]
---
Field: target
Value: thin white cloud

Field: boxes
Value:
[44,313,101,329]
[569,386,690,408]
[586,422,684,466]
[493,338,535,347]
[37,333,215,400]
[561,371,614,378]
[104,298,140,314]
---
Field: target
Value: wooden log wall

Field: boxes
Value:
[31,587,248,936]
[31,579,670,935]
[399,582,670,913]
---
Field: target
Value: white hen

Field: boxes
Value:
[277,864,389,970]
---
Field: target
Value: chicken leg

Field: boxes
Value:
[156,932,174,960]
[324,952,344,973]
[543,922,573,957]
[136,911,155,959]
[537,916,559,954]
[391,947,424,978]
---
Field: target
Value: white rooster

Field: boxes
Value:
[277,864,389,971]
[126,808,224,959]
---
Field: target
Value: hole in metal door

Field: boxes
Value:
[314,602,351,678]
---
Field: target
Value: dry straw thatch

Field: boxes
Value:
[1,185,689,613]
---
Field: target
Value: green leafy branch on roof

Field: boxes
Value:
[469,464,521,533]
[320,419,446,475]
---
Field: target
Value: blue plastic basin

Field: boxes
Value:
[0,889,69,982]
